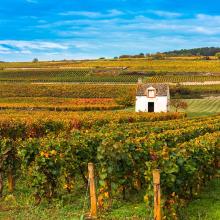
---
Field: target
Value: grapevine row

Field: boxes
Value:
[0,115,219,218]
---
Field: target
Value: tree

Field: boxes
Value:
[152,53,165,60]
[119,55,132,59]
[115,91,135,108]
[136,53,145,58]
[164,47,220,56]
[215,52,220,60]
[202,56,210,60]
[170,99,188,112]
[32,58,39,63]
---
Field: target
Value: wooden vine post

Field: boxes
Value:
[153,169,161,220]
[88,163,97,219]
[8,167,14,193]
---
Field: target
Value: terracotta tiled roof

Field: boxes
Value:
[136,83,169,96]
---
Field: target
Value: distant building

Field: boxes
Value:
[135,82,170,112]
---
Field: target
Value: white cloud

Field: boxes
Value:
[196,13,220,21]
[0,45,32,55]
[193,27,216,35]
[0,45,10,51]
[59,11,102,18]
[107,9,124,17]
[0,45,11,54]
[42,10,220,38]
[1,11,220,61]
[0,40,69,50]
[149,10,182,18]
[26,0,38,4]
[47,12,220,38]
[59,9,124,18]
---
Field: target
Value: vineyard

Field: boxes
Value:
[0,83,219,100]
[0,68,220,83]
[0,58,219,219]
[0,69,140,83]
[0,97,124,111]
[0,97,219,116]
[0,111,184,129]
[1,59,220,73]
[0,58,220,84]
[0,83,135,98]
[0,112,219,219]
[146,75,220,83]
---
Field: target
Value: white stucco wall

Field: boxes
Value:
[135,96,148,112]
[135,96,168,112]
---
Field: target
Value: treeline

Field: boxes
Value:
[117,47,220,58]
[118,53,145,59]
[164,47,220,56]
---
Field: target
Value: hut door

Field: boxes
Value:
[148,102,154,112]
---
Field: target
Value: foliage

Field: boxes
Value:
[115,91,135,107]
[19,137,63,203]
[0,97,124,111]
[164,47,220,56]
[170,85,220,99]
[152,53,166,60]
[0,68,141,83]
[0,84,136,98]
[147,75,220,83]
[215,52,220,60]
[32,58,39,63]
[0,111,185,133]
[0,114,219,219]
[0,84,219,101]
[170,99,188,112]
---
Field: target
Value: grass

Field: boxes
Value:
[168,97,220,117]
[183,97,220,117]
[106,177,220,220]
[180,177,220,220]
[0,178,87,220]
[1,177,219,220]
[0,181,148,220]
[104,202,147,219]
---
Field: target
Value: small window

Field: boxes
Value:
[148,89,155,98]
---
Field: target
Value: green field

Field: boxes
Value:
[183,98,220,117]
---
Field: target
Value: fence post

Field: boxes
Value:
[153,169,161,220]
[8,170,14,193]
[88,163,97,219]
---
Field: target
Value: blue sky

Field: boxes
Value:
[0,0,220,61]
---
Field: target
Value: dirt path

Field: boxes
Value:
[178,81,220,85]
